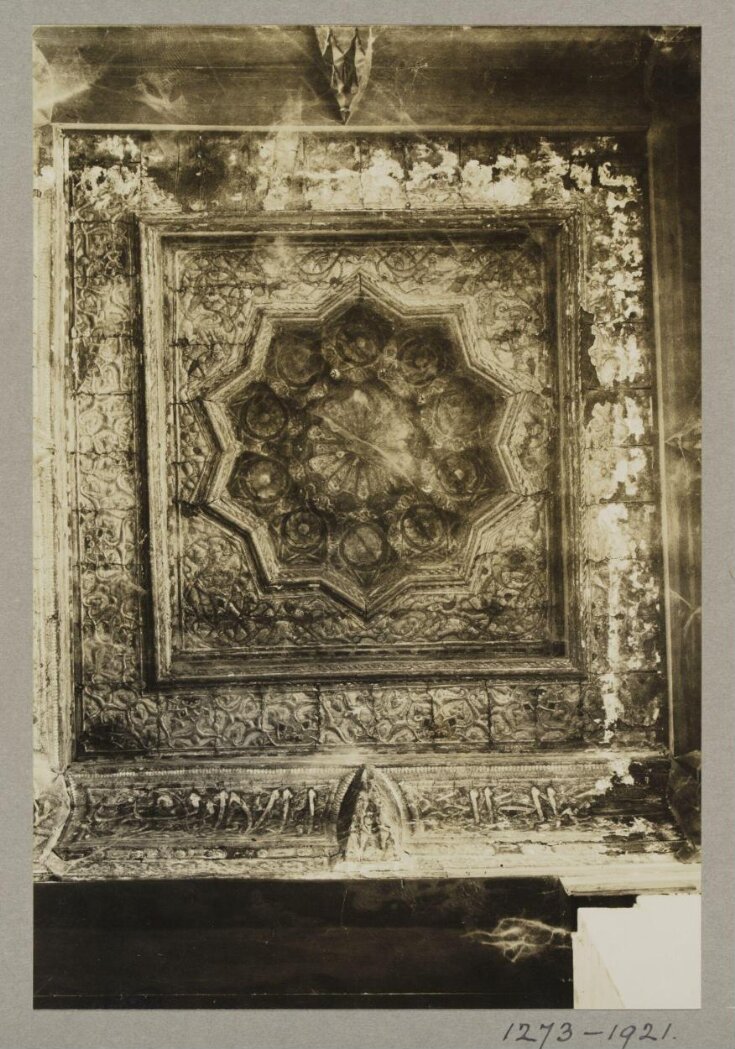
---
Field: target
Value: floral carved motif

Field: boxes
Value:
[32,123,671,884]
[165,245,557,656]
[56,757,680,872]
[174,500,550,653]
[70,782,332,843]
[200,288,517,612]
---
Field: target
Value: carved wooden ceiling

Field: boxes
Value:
[52,126,666,764]
[152,228,564,678]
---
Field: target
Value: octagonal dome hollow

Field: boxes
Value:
[198,272,530,614]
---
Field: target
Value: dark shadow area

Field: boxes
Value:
[34,877,591,1009]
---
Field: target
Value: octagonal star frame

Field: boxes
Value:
[141,211,586,683]
[198,271,529,614]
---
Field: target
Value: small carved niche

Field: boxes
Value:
[335,766,405,862]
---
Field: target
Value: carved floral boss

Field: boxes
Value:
[195,275,536,614]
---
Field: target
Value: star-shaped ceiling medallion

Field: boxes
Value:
[195,273,534,614]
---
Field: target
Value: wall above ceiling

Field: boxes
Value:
[33,24,699,130]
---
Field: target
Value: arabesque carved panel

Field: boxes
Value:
[150,226,566,678]
[54,754,684,878]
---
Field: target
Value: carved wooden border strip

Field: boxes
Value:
[52,749,681,879]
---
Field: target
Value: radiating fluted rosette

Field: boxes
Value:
[211,293,510,597]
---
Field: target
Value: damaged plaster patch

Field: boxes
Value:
[255,131,304,211]
[588,504,634,561]
[140,136,183,213]
[360,146,408,208]
[598,161,638,201]
[533,138,574,196]
[588,328,646,386]
[598,679,626,743]
[404,142,462,206]
[460,155,534,205]
[568,161,594,193]
[587,396,648,446]
[586,444,650,502]
[304,166,363,209]
[73,164,140,217]
[94,135,140,163]
[587,502,656,563]
[33,751,71,874]
[593,757,635,792]
[34,165,55,196]
[303,139,363,210]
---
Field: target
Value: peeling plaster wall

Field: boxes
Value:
[34,127,666,765]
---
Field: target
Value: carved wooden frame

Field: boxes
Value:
[140,208,587,686]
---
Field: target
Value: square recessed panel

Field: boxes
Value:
[145,224,570,681]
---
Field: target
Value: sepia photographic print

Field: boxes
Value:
[30,18,710,1019]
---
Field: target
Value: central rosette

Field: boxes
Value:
[307,383,427,508]
[219,299,507,598]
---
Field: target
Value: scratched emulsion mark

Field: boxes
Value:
[464,918,570,963]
